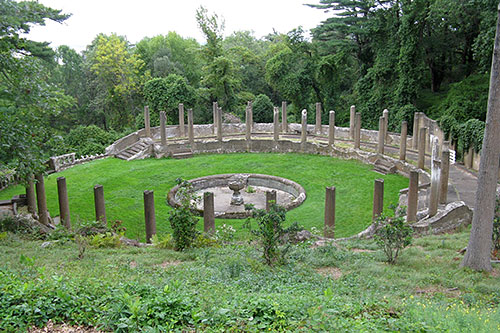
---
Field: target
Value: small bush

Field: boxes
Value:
[374,215,413,264]
[193,233,220,248]
[88,232,121,248]
[252,94,274,123]
[65,125,119,157]
[168,178,200,251]
[152,234,175,249]
[215,224,236,244]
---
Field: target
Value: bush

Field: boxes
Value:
[65,125,119,157]
[252,94,274,123]
[374,215,413,264]
[152,234,175,249]
[168,178,200,251]
[88,232,121,248]
[246,203,302,266]
[460,119,485,152]
[493,196,500,252]
[393,104,418,133]
[439,114,460,143]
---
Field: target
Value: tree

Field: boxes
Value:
[0,0,71,182]
[461,1,500,272]
[83,34,145,130]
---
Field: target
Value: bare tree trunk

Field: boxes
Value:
[461,2,500,272]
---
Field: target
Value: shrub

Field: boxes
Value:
[168,178,200,251]
[493,196,500,252]
[246,203,302,266]
[252,94,274,123]
[460,119,485,152]
[392,104,418,133]
[215,224,236,244]
[152,234,175,249]
[374,215,413,264]
[88,232,121,248]
[65,125,119,157]
[439,114,460,143]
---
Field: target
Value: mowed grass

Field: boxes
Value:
[0,153,408,240]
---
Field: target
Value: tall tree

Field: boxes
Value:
[461,1,500,272]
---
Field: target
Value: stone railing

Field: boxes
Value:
[48,152,108,172]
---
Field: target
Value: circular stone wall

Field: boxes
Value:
[167,173,306,219]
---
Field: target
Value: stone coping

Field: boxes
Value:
[167,173,307,219]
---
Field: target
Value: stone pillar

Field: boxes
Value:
[266,190,277,212]
[203,192,215,233]
[212,102,218,134]
[35,174,48,225]
[431,136,440,167]
[248,101,253,126]
[187,108,194,145]
[399,121,408,161]
[383,109,389,141]
[94,184,106,224]
[217,107,223,142]
[160,111,167,146]
[315,102,322,134]
[273,106,280,142]
[378,116,385,155]
[26,174,36,215]
[439,150,450,204]
[418,127,427,169]
[413,112,421,150]
[407,171,419,223]
[143,190,156,243]
[349,105,356,140]
[178,103,185,137]
[245,106,251,142]
[429,159,441,217]
[57,177,71,229]
[300,109,307,145]
[328,111,335,147]
[144,106,151,138]
[354,112,361,149]
[281,101,288,133]
[324,186,335,238]
[372,179,384,221]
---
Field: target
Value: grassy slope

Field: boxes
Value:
[0,231,499,331]
[0,153,408,240]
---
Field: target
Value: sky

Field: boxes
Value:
[27,0,332,52]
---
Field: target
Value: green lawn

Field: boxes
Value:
[0,153,408,240]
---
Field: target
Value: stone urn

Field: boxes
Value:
[228,174,246,205]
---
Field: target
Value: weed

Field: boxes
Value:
[374,214,413,264]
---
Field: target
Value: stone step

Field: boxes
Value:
[172,151,193,159]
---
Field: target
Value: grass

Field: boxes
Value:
[0,229,499,331]
[0,153,408,241]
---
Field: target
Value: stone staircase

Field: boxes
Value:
[171,148,193,159]
[115,141,150,160]
[373,158,397,175]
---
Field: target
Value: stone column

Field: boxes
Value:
[407,171,419,223]
[378,116,385,155]
[281,101,288,133]
[315,102,322,134]
[160,111,167,146]
[354,112,361,149]
[266,190,277,212]
[349,105,356,140]
[245,106,251,142]
[328,111,335,148]
[57,177,71,229]
[212,102,218,134]
[273,106,280,142]
[143,190,156,243]
[217,107,223,142]
[300,109,307,145]
[439,150,450,204]
[399,121,408,161]
[35,174,48,225]
[372,179,384,221]
[26,174,36,215]
[413,112,421,150]
[324,186,335,238]
[383,109,389,141]
[248,101,253,126]
[418,127,427,169]
[178,103,185,137]
[187,108,194,145]
[429,159,441,217]
[144,106,151,138]
[94,184,106,224]
[203,192,215,233]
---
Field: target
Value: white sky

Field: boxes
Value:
[27,0,331,52]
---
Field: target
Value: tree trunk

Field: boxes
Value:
[461,2,500,272]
